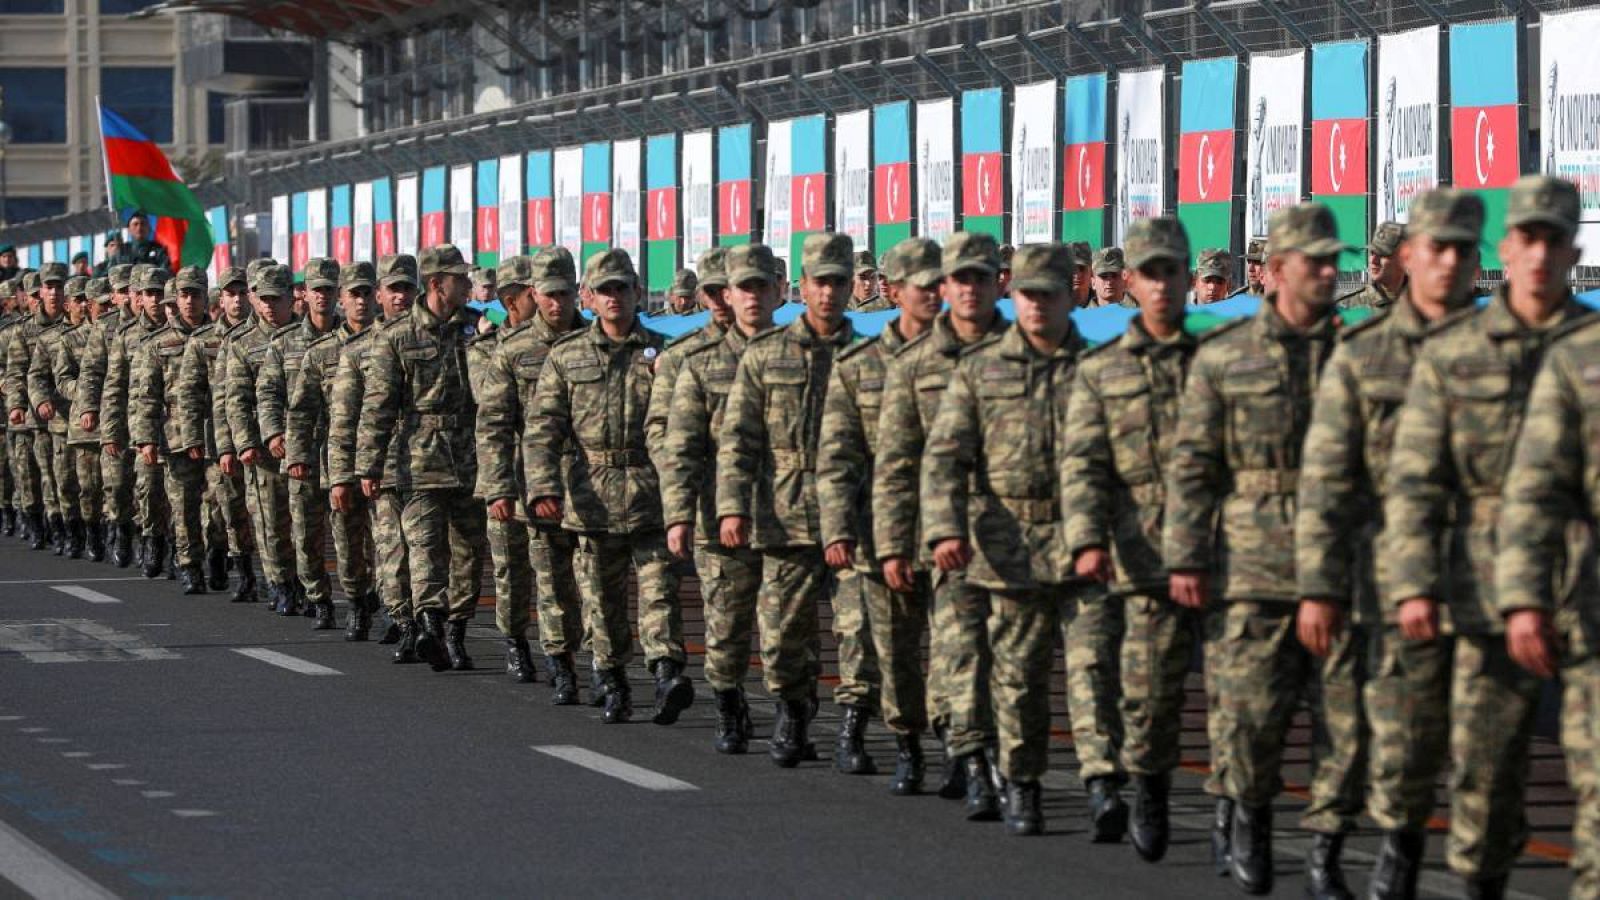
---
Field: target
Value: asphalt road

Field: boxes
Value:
[0,539,1576,899]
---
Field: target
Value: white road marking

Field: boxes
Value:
[0,716,24,721]
[61,752,92,759]
[50,585,122,605]
[0,816,120,900]
[110,779,144,786]
[18,727,48,734]
[0,577,148,584]
[36,738,70,744]
[169,809,217,819]
[232,648,342,676]
[531,745,698,792]
[85,764,126,771]
[0,619,179,663]
[140,791,175,799]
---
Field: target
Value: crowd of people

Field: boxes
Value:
[0,174,1593,900]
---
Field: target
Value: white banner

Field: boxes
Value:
[834,109,871,249]
[682,130,714,266]
[1376,25,1440,223]
[916,98,956,242]
[553,146,584,259]
[306,187,328,259]
[496,154,523,261]
[395,176,419,256]
[612,138,642,267]
[353,181,374,263]
[1541,8,1600,265]
[448,164,473,252]
[764,118,794,276]
[1246,52,1306,240]
[1116,67,1166,244]
[271,194,290,262]
[1011,79,1058,245]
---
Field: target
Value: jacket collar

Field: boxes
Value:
[1480,285,1586,339]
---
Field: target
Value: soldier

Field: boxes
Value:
[1164,204,1347,895]
[1090,247,1132,307]
[107,212,172,271]
[1068,241,1093,307]
[1379,176,1590,899]
[664,269,699,315]
[82,263,143,566]
[920,242,1097,837]
[286,261,378,638]
[527,248,692,724]
[30,274,86,557]
[0,245,15,282]
[7,264,68,551]
[849,250,891,312]
[1338,221,1407,311]
[817,237,943,788]
[1229,237,1267,298]
[645,249,731,472]
[357,245,487,674]
[52,277,106,560]
[107,268,175,577]
[0,279,16,537]
[1193,249,1234,304]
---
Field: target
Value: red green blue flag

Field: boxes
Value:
[291,192,309,272]
[526,151,552,250]
[1177,58,1237,252]
[581,142,612,265]
[717,125,753,247]
[1312,41,1370,272]
[330,184,352,264]
[207,206,230,279]
[97,103,212,269]
[372,177,395,257]
[791,115,827,268]
[646,133,679,293]
[421,166,447,248]
[961,88,1004,239]
[1061,73,1108,246]
[873,101,912,250]
[1450,19,1519,268]
[475,158,500,267]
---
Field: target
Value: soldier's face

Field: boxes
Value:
[0,251,14,268]
[341,286,376,328]
[66,297,84,324]
[853,270,876,300]
[140,289,161,316]
[221,285,247,320]
[996,269,1011,295]
[669,293,697,314]
[591,281,637,326]
[1013,287,1072,343]
[1130,259,1188,325]
[40,282,63,314]
[534,288,574,327]
[1194,274,1231,303]
[127,217,148,241]
[890,279,942,328]
[802,274,848,325]
[945,268,999,323]
[500,286,536,324]
[379,283,415,318]
[728,278,779,333]
[700,285,732,327]
[1094,271,1126,303]
[177,288,207,325]
[113,288,128,308]
[307,285,337,320]
[1246,260,1265,288]
[1273,251,1340,308]
[1401,237,1478,308]
[1499,225,1577,302]
[258,293,293,327]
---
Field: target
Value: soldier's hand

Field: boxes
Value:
[218,452,239,476]
[1073,547,1113,583]
[80,411,98,432]
[267,435,286,459]
[1296,599,1343,658]
[931,538,972,572]
[360,478,380,499]
[240,448,261,466]
[7,410,22,426]
[666,523,694,560]
[719,516,751,549]
[824,541,855,569]
[286,463,309,480]
[187,447,204,461]
[102,442,123,458]
[35,402,54,422]
[534,496,562,521]
[1505,609,1558,679]
[882,557,917,593]
[1169,571,1209,609]
[488,498,516,523]
[330,484,354,513]
[137,444,158,466]
[1397,597,1439,642]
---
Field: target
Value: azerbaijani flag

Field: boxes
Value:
[97,103,212,270]
[526,151,553,250]
[1450,20,1519,269]
[207,206,230,279]
[646,133,678,293]
[961,88,1004,239]
[421,166,447,249]
[791,115,828,270]
[330,184,352,264]
[1062,73,1109,246]
[372,177,395,257]
[1177,58,1237,252]
[717,124,753,247]
[1312,40,1370,272]
[291,192,309,274]
[581,142,612,266]
[476,157,500,267]
[873,101,912,250]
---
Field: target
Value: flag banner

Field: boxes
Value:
[449,164,473,253]
[68,234,87,266]
[353,181,374,263]
[1541,8,1600,265]
[873,101,912,250]
[41,242,55,264]
[396,174,420,255]
[581,142,612,265]
[553,146,584,259]
[1062,73,1109,247]
[682,130,714,265]
[1178,58,1238,253]
[207,206,230,278]
[647,132,679,292]
[1377,25,1441,223]
[1246,51,1306,242]
[1117,67,1167,244]
[420,167,447,249]
[92,232,108,266]
[717,124,753,247]
[49,240,67,263]
[22,246,37,268]
[1313,40,1371,271]
[371,177,394,257]
[497,154,522,262]
[1012,79,1058,245]
[612,138,642,273]
[1452,19,1520,268]
[306,187,328,260]
[961,87,1004,239]
[763,118,794,275]
[791,115,828,279]
[835,108,872,250]
[271,194,290,262]
[473,159,500,268]
[97,104,211,268]
[916,98,956,242]
[526,150,553,250]
[330,185,351,264]
[291,192,309,272]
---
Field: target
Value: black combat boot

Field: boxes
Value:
[601,668,632,724]
[206,544,227,590]
[391,618,420,664]
[932,723,967,799]
[650,658,694,725]
[85,520,104,561]
[712,688,751,754]
[589,669,608,707]
[50,514,67,555]
[274,581,302,616]
[1130,773,1171,862]
[445,620,474,670]
[294,581,312,616]
[142,535,165,578]
[1086,777,1130,843]
[112,522,133,568]
[1,507,14,536]
[1463,875,1508,900]
[415,610,451,671]
[1367,829,1424,900]
[961,753,1000,820]
[505,637,535,683]
[344,601,372,642]
[229,555,256,603]
[179,565,206,595]
[311,600,337,631]
[834,705,877,775]
[889,734,925,795]
[545,653,579,705]
[1230,804,1274,895]
[1212,797,1235,876]
[377,606,402,644]
[769,699,811,768]
[164,542,178,580]
[1004,780,1044,836]
[1306,832,1354,900]
[66,518,85,559]
[28,508,47,551]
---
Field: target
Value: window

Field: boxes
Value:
[0,68,67,143]
[0,0,64,12]
[100,66,173,143]
[3,197,67,224]
[98,0,158,12]
[207,91,228,145]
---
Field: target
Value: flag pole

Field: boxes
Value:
[95,95,118,228]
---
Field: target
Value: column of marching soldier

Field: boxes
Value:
[0,173,1595,900]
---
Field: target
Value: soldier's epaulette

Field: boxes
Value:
[1550,309,1600,344]
[467,328,499,347]
[117,317,141,334]
[890,327,933,357]
[1335,286,1366,304]
[306,330,341,349]
[1078,334,1126,360]
[836,334,880,361]
[957,332,1003,357]
[190,321,217,337]
[550,328,588,347]
[376,313,411,334]
[681,334,725,359]
[664,327,709,350]
[1338,308,1391,342]
[270,322,299,338]
[1197,316,1250,343]
[747,324,786,344]
[1422,305,1480,337]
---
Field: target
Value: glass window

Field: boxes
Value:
[4,197,67,223]
[0,0,64,12]
[101,66,173,143]
[98,0,159,13]
[0,68,67,143]
[207,91,228,145]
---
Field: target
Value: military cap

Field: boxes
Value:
[1092,247,1126,276]
[39,262,68,284]
[1405,189,1485,245]
[130,264,152,287]
[208,286,221,305]
[1368,221,1405,256]
[88,277,110,300]
[71,251,89,265]
[303,257,340,290]
[942,231,1002,277]
[0,243,13,255]
[1068,241,1093,269]
[1244,236,1268,263]
[583,248,638,289]
[1195,248,1233,279]
[162,278,178,305]
[853,250,878,275]
[1266,204,1349,258]
[1010,243,1077,293]
[252,264,290,298]
[801,232,854,280]
[65,275,88,298]
[419,244,471,278]
[1504,174,1582,239]
[377,253,418,287]
[340,261,376,290]
[671,268,699,297]
[492,255,532,291]
[245,257,277,284]
[22,271,40,295]
[1125,217,1191,269]
[174,265,209,293]
[108,264,134,290]
[472,267,496,288]
[217,266,247,289]
[0,279,13,300]
[695,247,728,289]
[725,244,781,286]
[998,244,1015,272]
[133,265,168,294]
[528,246,577,294]
[882,237,944,289]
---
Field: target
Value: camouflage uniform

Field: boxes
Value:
[27,274,78,538]
[79,266,137,547]
[5,266,66,531]
[0,281,14,520]
[96,271,158,545]
[53,279,104,533]
[1336,222,1406,311]
[848,250,892,313]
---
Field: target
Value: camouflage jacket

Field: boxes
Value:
[223,317,285,465]
[129,318,202,453]
[285,322,364,488]
[174,314,249,458]
[644,321,724,476]
[659,325,755,546]
[922,323,1086,591]
[1382,289,1592,635]
[816,319,911,571]
[849,295,893,313]
[1163,298,1340,604]
[1336,280,1402,311]
[356,303,479,492]
[70,307,125,421]
[526,317,665,534]
[51,323,97,446]
[99,314,163,449]
[5,313,65,430]
[1061,318,1197,593]
[471,312,581,510]
[325,327,379,487]
[872,312,1009,564]
[715,315,857,549]
[28,319,76,435]
[258,317,335,449]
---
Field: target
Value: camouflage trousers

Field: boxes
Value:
[0,429,11,507]
[1062,586,1125,781]
[31,431,59,517]
[939,571,996,760]
[532,527,583,655]
[331,496,373,606]
[9,432,39,511]
[204,465,253,555]
[242,463,293,584]
[831,568,883,711]
[1563,651,1600,900]
[288,477,332,604]
[577,529,683,671]
[1364,629,1542,879]
[133,457,167,538]
[697,544,762,691]
[867,567,934,736]
[487,516,535,640]
[161,455,209,568]
[45,432,79,522]
[1202,606,1233,797]
[756,546,832,704]
[100,448,134,526]
[69,444,102,524]
[372,489,412,620]
[1119,592,1197,777]
[398,488,485,623]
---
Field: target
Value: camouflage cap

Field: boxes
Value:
[1195,248,1233,279]
[1405,189,1485,245]
[801,232,854,280]
[1092,247,1126,276]
[528,246,577,294]
[216,266,247,289]
[87,277,111,300]
[245,257,278,284]
[419,244,471,278]
[998,243,1015,272]
[174,265,209,293]
[881,237,944,289]
[134,266,169,294]
[472,267,496,288]
[39,261,68,284]
[494,255,534,290]
[108,264,134,290]
[21,271,39,295]
[162,278,178,305]
[942,231,1002,277]
[252,264,290,298]
[695,247,728,289]
[1068,241,1093,268]
[340,261,376,290]
[670,268,699,297]
[725,243,780,286]
[1504,174,1582,238]
[1266,204,1349,258]
[853,250,878,275]
[0,279,13,300]
[65,275,88,298]
[1010,243,1077,293]
[377,254,418,287]
[583,248,638,289]
[1368,221,1405,256]
[1243,236,1268,263]
[1125,217,1191,269]
[303,257,340,289]
[208,286,220,305]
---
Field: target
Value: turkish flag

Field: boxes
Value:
[526,199,553,247]
[1451,105,1519,190]
[1061,142,1106,212]
[718,181,750,235]
[961,152,1003,217]
[874,162,910,225]
[374,221,395,257]
[647,187,678,241]
[1311,118,1368,196]
[791,173,827,232]
[476,207,498,254]
[420,212,446,249]
[331,227,352,264]
[581,194,610,243]
[1178,130,1235,205]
